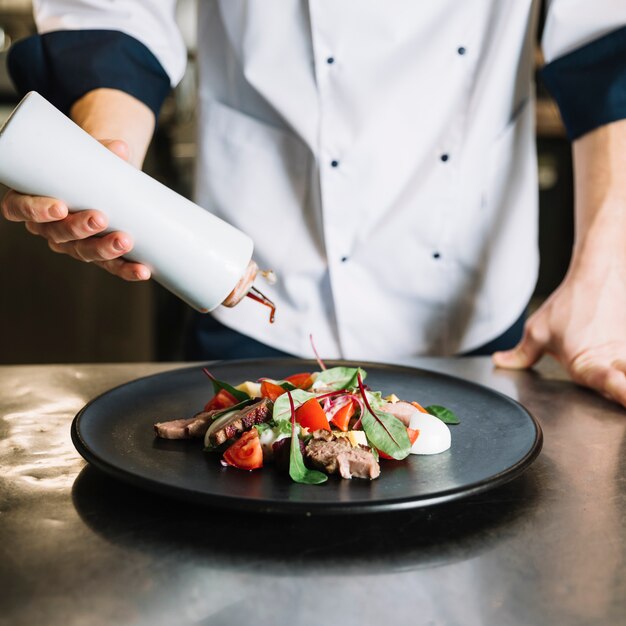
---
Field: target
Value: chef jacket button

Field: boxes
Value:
[327,56,335,64]
[331,160,339,168]
[341,256,349,263]
[457,46,466,55]
[433,252,441,259]
[440,154,449,162]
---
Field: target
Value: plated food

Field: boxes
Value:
[154,363,459,485]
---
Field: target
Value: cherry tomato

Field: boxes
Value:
[330,400,355,432]
[222,429,263,470]
[204,389,238,411]
[296,398,331,431]
[260,380,287,402]
[285,372,314,389]
[378,427,420,460]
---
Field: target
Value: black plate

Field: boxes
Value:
[71,359,542,514]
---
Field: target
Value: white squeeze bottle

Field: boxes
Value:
[0,92,275,318]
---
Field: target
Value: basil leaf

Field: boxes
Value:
[278,381,298,391]
[365,390,384,410]
[286,390,327,485]
[361,409,411,460]
[425,405,460,425]
[203,369,249,402]
[315,366,367,390]
[209,398,255,420]
[272,389,317,421]
[289,434,328,485]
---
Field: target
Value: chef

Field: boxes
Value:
[3,1,626,407]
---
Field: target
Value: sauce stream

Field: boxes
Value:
[246,286,276,323]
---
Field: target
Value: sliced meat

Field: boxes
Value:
[154,417,195,439]
[208,398,272,446]
[185,410,218,438]
[305,431,380,480]
[311,429,334,442]
[380,401,419,427]
[336,447,381,480]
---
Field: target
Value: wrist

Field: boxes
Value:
[568,212,626,286]
[70,88,155,168]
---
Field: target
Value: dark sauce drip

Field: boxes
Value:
[246,286,276,323]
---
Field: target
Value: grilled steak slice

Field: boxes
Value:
[154,417,195,439]
[185,411,218,438]
[335,447,381,480]
[305,430,380,480]
[208,398,272,446]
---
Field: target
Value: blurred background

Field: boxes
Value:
[0,0,572,364]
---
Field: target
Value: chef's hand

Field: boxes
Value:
[492,264,626,408]
[0,138,151,281]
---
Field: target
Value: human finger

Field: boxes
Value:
[94,258,151,281]
[25,210,108,243]
[492,321,549,370]
[1,189,68,223]
[610,359,626,374]
[571,359,626,408]
[100,139,130,161]
[48,232,133,263]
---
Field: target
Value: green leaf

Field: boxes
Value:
[289,434,328,485]
[314,366,367,391]
[272,389,317,421]
[209,398,255,420]
[203,369,249,402]
[364,390,384,410]
[254,422,271,435]
[425,405,460,425]
[285,391,327,485]
[279,381,298,391]
[361,409,411,460]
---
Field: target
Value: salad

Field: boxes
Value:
[154,364,459,484]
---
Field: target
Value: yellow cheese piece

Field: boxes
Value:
[335,430,368,448]
[235,381,262,398]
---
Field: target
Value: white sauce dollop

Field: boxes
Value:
[409,412,451,455]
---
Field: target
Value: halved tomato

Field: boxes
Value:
[204,389,238,411]
[260,380,287,402]
[296,398,331,431]
[378,427,420,460]
[330,400,355,432]
[285,372,314,389]
[222,429,263,470]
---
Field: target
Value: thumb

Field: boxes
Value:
[100,139,130,162]
[492,325,547,370]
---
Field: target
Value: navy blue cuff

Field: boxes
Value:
[541,25,626,140]
[7,29,171,119]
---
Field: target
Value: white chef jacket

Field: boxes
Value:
[32,0,626,360]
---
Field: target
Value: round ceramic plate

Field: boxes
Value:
[71,359,542,514]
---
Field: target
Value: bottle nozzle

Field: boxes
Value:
[221,260,277,323]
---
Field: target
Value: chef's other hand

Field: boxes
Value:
[492,265,626,409]
[0,139,151,281]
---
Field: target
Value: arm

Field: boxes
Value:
[493,10,626,408]
[493,120,626,407]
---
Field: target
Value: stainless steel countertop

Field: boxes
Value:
[1,358,624,626]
